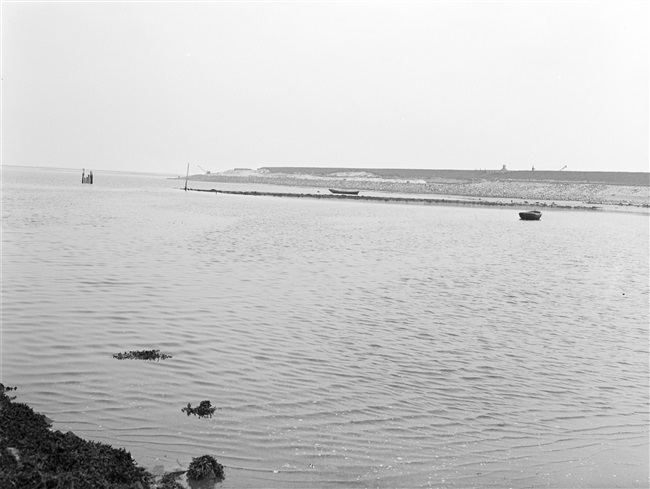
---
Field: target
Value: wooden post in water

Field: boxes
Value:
[184,163,190,191]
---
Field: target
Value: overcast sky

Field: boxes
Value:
[2,1,648,175]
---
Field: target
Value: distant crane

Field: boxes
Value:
[559,165,567,171]
[197,165,211,174]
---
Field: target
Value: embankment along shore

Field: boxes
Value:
[185,168,650,209]
[260,167,650,186]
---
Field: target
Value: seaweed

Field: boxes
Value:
[113,350,172,361]
[0,383,154,488]
[181,401,216,419]
[186,455,225,482]
[1,384,230,488]
[2,384,17,400]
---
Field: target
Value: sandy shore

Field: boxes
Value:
[186,168,650,209]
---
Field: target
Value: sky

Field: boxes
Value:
[2,1,648,175]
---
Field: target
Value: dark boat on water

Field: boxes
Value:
[519,210,542,221]
[329,188,360,195]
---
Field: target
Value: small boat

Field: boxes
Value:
[329,188,360,195]
[519,210,542,221]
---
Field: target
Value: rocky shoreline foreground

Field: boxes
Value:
[185,168,650,209]
[0,385,142,488]
[0,384,222,489]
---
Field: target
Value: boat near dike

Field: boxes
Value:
[519,210,542,221]
[329,188,360,195]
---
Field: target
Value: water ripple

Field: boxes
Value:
[2,168,648,487]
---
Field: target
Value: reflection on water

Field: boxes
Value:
[2,166,648,488]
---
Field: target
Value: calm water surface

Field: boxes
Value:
[2,167,648,488]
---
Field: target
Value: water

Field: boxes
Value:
[2,166,648,488]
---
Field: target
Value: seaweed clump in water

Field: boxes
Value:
[186,455,225,482]
[181,401,216,418]
[113,350,172,361]
[0,383,154,488]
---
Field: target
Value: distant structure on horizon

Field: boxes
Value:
[81,169,93,184]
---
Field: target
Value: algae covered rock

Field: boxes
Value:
[0,383,153,488]
[113,350,172,361]
[186,455,225,482]
[1,384,231,488]
[181,400,217,418]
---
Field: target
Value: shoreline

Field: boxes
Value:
[186,187,607,211]
[182,169,649,210]
[0,384,156,488]
[184,186,649,214]
[257,167,650,187]
[0,384,218,489]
